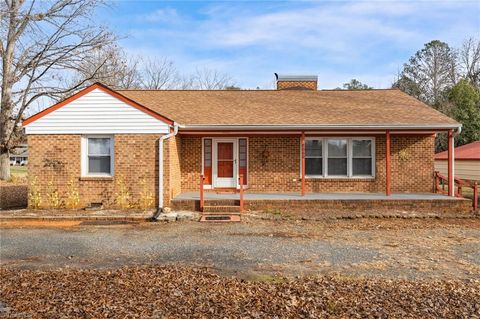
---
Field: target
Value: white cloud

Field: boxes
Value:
[118,0,479,89]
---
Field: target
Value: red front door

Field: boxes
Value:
[217,142,234,178]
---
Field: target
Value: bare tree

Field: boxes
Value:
[394,40,457,106]
[0,0,116,180]
[73,45,142,89]
[181,68,234,89]
[140,57,179,89]
[459,37,480,88]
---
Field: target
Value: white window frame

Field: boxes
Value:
[81,135,114,177]
[302,137,375,179]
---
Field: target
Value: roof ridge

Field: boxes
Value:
[117,88,400,92]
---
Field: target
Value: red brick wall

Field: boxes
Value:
[28,133,435,209]
[277,80,317,90]
[28,134,160,208]
[178,135,435,194]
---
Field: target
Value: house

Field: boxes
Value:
[10,144,28,166]
[435,141,480,181]
[22,75,471,215]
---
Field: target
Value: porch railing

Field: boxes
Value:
[434,171,478,211]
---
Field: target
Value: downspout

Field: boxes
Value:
[153,122,179,219]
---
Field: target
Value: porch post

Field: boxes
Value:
[301,132,305,196]
[448,129,454,196]
[385,130,391,196]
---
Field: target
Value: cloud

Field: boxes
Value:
[142,8,179,23]
[115,0,480,89]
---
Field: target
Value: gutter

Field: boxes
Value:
[178,124,462,131]
[154,122,179,219]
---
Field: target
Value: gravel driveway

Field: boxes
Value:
[1,218,479,279]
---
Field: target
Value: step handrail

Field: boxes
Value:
[199,174,204,212]
[239,174,244,212]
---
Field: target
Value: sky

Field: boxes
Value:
[98,0,480,89]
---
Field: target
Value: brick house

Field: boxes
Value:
[22,75,466,214]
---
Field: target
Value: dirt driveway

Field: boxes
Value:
[1,217,479,280]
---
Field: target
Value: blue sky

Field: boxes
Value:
[99,0,480,89]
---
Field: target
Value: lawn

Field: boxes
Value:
[1,218,480,317]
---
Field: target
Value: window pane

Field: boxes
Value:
[240,159,246,167]
[306,140,322,157]
[353,140,372,157]
[328,140,347,156]
[88,156,111,174]
[205,159,211,167]
[353,158,372,175]
[328,158,347,175]
[88,138,110,155]
[239,139,246,146]
[306,158,322,175]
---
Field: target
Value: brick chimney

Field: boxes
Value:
[275,74,318,90]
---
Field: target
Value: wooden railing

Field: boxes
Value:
[435,171,478,211]
[199,174,204,212]
[239,174,244,212]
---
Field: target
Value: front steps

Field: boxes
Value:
[199,200,242,222]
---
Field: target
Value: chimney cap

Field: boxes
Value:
[275,74,318,81]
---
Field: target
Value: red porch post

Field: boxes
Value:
[448,129,454,196]
[385,130,391,196]
[301,132,305,196]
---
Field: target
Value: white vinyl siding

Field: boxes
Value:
[24,88,169,134]
[303,137,375,178]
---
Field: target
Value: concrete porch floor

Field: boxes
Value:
[173,192,456,201]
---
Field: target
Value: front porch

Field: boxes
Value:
[171,191,472,215]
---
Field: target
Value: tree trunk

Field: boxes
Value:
[0,150,11,181]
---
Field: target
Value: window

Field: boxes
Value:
[303,138,374,178]
[239,138,248,184]
[82,136,113,176]
[305,139,322,176]
[203,138,212,185]
[352,139,373,176]
[327,139,348,176]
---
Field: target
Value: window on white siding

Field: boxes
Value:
[82,136,114,176]
[304,138,374,178]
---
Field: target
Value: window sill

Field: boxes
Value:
[305,176,375,181]
[79,176,114,181]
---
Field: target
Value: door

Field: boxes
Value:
[213,139,237,188]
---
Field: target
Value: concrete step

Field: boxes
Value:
[199,213,241,222]
[203,205,240,213]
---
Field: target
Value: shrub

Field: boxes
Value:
[46,177,61,208]
[65,177,80,209]
[115,176,131,209]
[28,176,42,209]
[138,177,154,209]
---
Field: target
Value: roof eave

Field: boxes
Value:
[179,124,462,131]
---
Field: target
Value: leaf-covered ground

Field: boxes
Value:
[1,265,479,319]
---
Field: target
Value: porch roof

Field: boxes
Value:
[119,89,459,130]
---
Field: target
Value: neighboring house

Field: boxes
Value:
[10,144,28,166]
[435,141,480,181]
[22,75,466,213]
